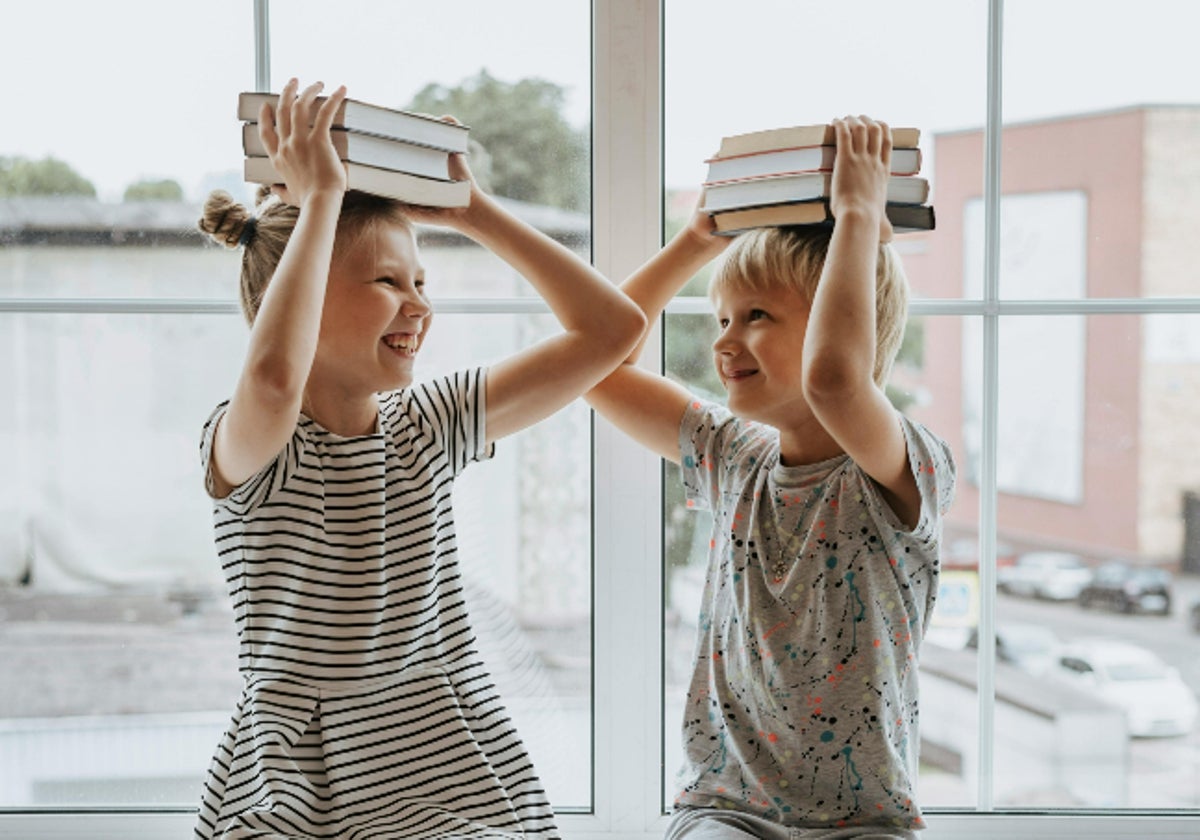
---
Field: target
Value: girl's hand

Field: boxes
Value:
[257,78,348,206]
[829,115,894,244]
[399,115,483,229]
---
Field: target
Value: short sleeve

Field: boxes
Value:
[677,398,769,513]
[199,401,304,516]
[898,415,957,544]
[401,367,493,477]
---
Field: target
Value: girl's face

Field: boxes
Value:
[311,221,431,398]
[711,283,813,428]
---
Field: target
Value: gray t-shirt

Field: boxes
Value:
[674,398,956,831]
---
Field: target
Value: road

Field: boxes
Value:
[992,576,1200,808]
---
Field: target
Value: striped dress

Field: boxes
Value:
[194,368,559,839]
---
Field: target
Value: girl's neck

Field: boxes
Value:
[301,389,380,437]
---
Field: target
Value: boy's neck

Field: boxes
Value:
[775,420,845,467]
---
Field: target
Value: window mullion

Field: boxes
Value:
[975,0,1006,813]
[588,0,666,835]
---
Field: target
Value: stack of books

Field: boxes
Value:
[701,123,935,235]
[238,91,471,208]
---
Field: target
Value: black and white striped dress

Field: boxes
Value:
[195,368,559,839]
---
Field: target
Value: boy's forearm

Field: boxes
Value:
[804,212,880,385]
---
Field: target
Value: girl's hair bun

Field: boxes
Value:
[198,190,252,249]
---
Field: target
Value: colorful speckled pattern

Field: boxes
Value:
[674,399,956,831]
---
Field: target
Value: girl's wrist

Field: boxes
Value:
[297,188,345,213]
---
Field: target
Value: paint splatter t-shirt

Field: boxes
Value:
[674,399,956,830]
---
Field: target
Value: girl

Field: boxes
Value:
[194,79,644,839]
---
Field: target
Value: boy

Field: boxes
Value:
[587,116,956,838]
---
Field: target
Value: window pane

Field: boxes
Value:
[268,0,591,298]
[665,0,988,301]
[0,0,252,300]
[1,0,593,816]
[999,1,1200,298]
[917,313,1200,808]
[0,309,592,808]
[664,0,987,813]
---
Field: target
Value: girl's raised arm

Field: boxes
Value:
[208,79,347,497]
[408,146,646,445]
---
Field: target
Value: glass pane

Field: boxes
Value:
[999,1,1200,298]
[0,309,592,809]
[269,0,591,298]
[664,0,987,814]
[665,0,988,300]
[921,314,1200,809]
[0,1,252,300]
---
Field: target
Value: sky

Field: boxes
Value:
[3,0,1199,201]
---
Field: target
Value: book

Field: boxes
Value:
[243,156,470,208]
[705,144,923,182]
[243,123,453,182]
[701,172,930,213]
[238,91,470,153]
[716,123,920,159]
[710,201,936,236]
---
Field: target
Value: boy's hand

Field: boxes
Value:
[257,78,348,206]
[683,189,732,260]
[829,115,893,244]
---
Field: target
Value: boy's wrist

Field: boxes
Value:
[678,221,729,260]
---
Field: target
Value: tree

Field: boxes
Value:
[0,156,96,197]
[406,70,587,211]
[123,178,184,202]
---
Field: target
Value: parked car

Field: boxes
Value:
[966,622,1062,676]
[997,551,1093,601]
[1051,640,1198,737]
[1078,562,1172,615]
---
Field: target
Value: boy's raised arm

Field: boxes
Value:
[584,205,730,464]
[802,116,920,526]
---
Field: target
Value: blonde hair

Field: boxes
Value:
[198,187,413,324]
[709,227,909,386]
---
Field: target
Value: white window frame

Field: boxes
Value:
[3,1,1200,837]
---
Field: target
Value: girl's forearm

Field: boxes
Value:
[242,192,342,397]
[452,192,640,337]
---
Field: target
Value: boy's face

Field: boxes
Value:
[711,284,812,427]
[311,222,432,397]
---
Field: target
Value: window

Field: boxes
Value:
[3,2,1200,838]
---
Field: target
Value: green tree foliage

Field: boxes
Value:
[123,178,184,202]
[406,70,587,211]
[0,156,96,197]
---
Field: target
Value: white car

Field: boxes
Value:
[967,622,1063,676]
[1052,640,1199,737]
[997,551,1093,601]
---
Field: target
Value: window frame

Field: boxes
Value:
[3,0,1200,837]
